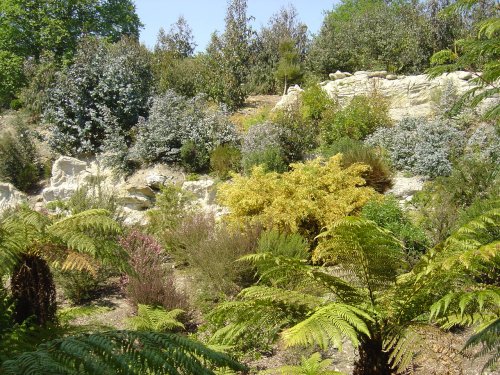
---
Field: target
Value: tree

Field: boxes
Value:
[275,39,302,95]
[0,51,24,107]
[155,16,196,58]
[248,4,308,94]
[0,207,129,325]
[0,0,142,60]
[203,0,253,110]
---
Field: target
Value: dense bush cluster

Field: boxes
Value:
[367,117,464,177]
[45,37,152,156]
[132,91,240,171]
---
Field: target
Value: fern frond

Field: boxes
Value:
[260,352,347,375]
[1,331,246,375]
[281,303,372,350]
[314,217,406,298]
[384,326,425,373]
[127,305,185,332]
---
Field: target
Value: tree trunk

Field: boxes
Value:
[353,334,393,375]
[11,254,57,325]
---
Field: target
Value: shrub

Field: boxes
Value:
[465,123,500,163]
[321,93,391,144]
[45,37,152,156]
[0,51,24,108]
[0,124,41,192]
[366,117,464,177]
[272,104,319,164]
[55,268,110,305]
[210,145,241,179]
[361,196,429,261]
[321,138,393,193]
[300,83,336,123]
[133,91,240,166]
[241,147,288,174]
[413,156,499,244]
[180,141,210,173]
[120,230,187,311]
[218,155,377,241]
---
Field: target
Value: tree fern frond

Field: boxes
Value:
[384,326,425,373]
[463,318,500,373]
[127,304,185,332]
[281,303,372,350]
[1,331,246,375]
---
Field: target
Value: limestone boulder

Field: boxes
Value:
[387,173,425,202]
[0,183,26,212]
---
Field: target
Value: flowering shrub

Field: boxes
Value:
[366,117,464,177]
[132,91,240,167]
[119,230,187,310]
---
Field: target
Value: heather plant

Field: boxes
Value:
[321,94,391,144]
[133,91,240,166]
[45,37,152,156]
[241,122,287,173]
[0,123,41,192]
[366,117,464,177]
[119,230,187,311]
[321,138,393,193]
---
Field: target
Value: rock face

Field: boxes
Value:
[41,156,227,224]
[387,173,426,202]
[0,183,26,212]
[275,71,488,120]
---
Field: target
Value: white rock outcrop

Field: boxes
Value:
[0,183,26,212]
[387,173,426,202]
[275,71,492,120]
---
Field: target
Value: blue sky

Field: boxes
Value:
[135,0,336,51]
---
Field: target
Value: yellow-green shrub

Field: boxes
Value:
[218,155,377,240]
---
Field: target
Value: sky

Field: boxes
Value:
[135,0,336,51]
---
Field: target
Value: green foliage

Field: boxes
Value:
[275,39,303,95]
[0,0,142,60]
[300,84,336,123]
[0,51,24,108]
[414,157,499,244]
[321,138,393,193]
[127,305,185,332]
[242,147,288,174]
[218,155,377,241]
[247,4,308,94]
[427,0,500,120]
[181,140,211,173]
[321,94,391,144]
[202,0,252,110]
[1,330,246,375]
[307,0,469,76]
[260,352,346,375]
[55,268,110,305]
[361,196,429,260]
[0,124,41,192]
[210,145,241,180]
[45,37,152,156]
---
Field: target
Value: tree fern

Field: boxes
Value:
[127,304,185,332]
[1,331,246,375]
[282,303,372,350]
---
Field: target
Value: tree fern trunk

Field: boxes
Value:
[11,254,57,325]
[353,334,392,375]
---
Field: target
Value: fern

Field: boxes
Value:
[1,331,246,374]
[127,304,185,332]
[260,352,347,375]
[282,303,372,350]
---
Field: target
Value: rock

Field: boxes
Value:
[0,183,26,212]
[456,71,473,80]
[367,70,388,78]
[49,156,89,187]
[329,70,349,80]
[386,74,398,80]
[182,179,216,204]
[387,173,425,201]
[145,173,169,189]
[286,84,303,94]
